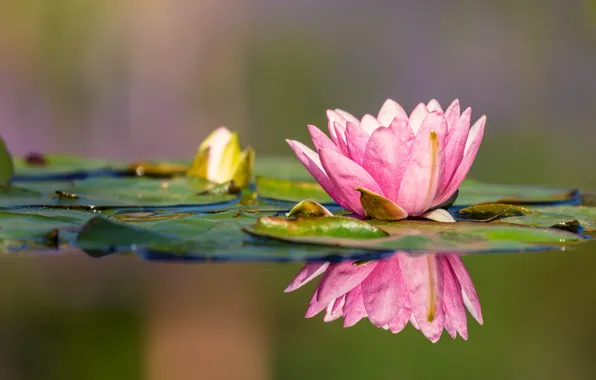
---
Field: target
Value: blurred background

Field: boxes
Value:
[1,0,596,379]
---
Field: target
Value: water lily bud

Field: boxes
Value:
[188,127,254,187]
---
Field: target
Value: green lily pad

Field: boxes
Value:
[75,211,369,262]
[256,176,333,204]
[0,208,93,251]
[499,205,596,234]
[455,181,578,206]
[457,203,533,220]
[1,153,593,261]
[253,174,578,208]
[0,177,238,208]
[244,216,582,254]
[253,156,311,180]
[14,154,124,178]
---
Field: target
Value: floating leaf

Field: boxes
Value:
[457,203,533,221]
[256,176,333,204]
[13,154,124,180]
[455,181,579,206]
[244,217,582,254]
[1,177,239,208]
[74,211,369,262]
[252,216,388,239]
[253,156,311,180]
[0,208,92,251]
[498,205,596,234]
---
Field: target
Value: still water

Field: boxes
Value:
[1,244,595,380]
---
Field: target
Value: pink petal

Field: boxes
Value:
[345,122,370,166]
[316,261,378,305]
[360,114,382,135]
[305,288,327,318]
[343,285,367,327]
[335,108,360,125]
[395,113,446,215]
[308,125,339,153]
[441,256,468,340]
[444,315,457,339]
[410,315,420,330]
[286,140,345,205]
[362,127,403,202]
[446,255,483,325]
[285,262,330,293]
[444,99,461,131]
[389,118,416,153]
[436,115,485,205]
[377,99,408,127]
[440,108,471,194]
[398,254,445,343]
[319,148,385,215]
[421,209,455,223]
[361,257,409,327]
[427,99,443,113]
[326,110,347,146]
[389,307,411,334]
[408,103,429,134]
[333,122,350,157]
[324,295,346,322]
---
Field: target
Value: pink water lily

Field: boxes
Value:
[286,99,486,222]
[285,253,483,342]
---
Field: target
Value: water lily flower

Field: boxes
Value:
[285,253,482,342]
[188,127,255,187]
[286,99,486,222]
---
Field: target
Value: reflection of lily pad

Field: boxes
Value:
[244,216,582,254]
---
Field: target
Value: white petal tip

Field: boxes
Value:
[422,209,456,223]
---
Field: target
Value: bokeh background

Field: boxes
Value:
[1,0,596,379]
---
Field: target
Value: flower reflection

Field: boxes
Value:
[285,252,482,342]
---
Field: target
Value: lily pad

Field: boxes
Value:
[457,203,533,221]
[253,156,312,180]
[244,216,582,254]
[256,176,333,204]
[13,154,124,181]
[253,175,580,208]
[75,212,370,262]
[0,208,93,251]
[1,177,239,208]
[455,181,580,206]
[499,205,596,234]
